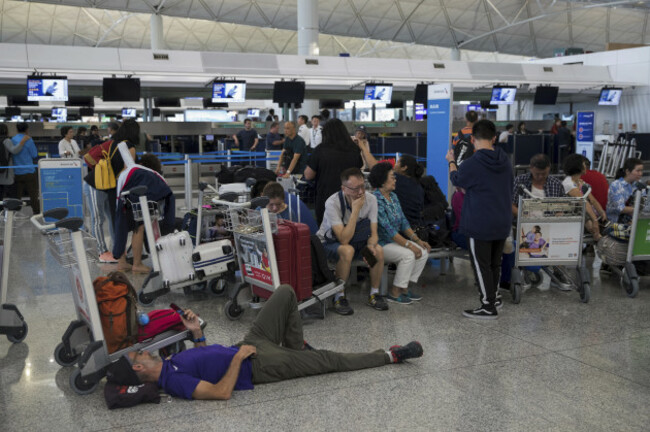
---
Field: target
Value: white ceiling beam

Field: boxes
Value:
[346,0,370,37]
[482,0,501,52]
[439,0,459,47]
[485,0,510,25]
[526,0,540,57]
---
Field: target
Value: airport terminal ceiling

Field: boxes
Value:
[8,0,650,60]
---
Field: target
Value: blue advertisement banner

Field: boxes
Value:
[427,84,453,197]
[576,111,595,164]
[38,159,84,223]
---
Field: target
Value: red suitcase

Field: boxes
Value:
[252,220,312,301]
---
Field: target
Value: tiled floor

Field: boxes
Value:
[1,214,650,431]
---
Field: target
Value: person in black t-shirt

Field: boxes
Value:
[233,118,259,151]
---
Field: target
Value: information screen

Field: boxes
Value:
[122,108,136,118]
[212,81,246,103]
[52,108,67,122]
[364,84,393,103]
[490,86,517,105]
[27,77,68,101]
[598,88,622,106]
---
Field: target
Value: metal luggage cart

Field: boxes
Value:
[0,199,28,343]
[603,188,650,298]
[31,209,203,395]
[223,207,345,321]
[510,193,591,304]
[124,186,235,306]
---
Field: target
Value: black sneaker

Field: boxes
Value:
[333,297,354,315]
[389,341,424,363]
[495,297,503,310]
[367,293,389,311]
[462,306,498,320]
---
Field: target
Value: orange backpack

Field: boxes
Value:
[93,272,138,354]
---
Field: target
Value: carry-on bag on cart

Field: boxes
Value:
[192,239,235,280]
[94,273,138,354]
[252,220,312,301]
[155,230,196,288]
[137,309,184,342]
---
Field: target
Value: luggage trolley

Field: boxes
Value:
[0,199,28,343]
[510,192,591,304]
[31,209,202,395]
[123,186,235,306]
[223,206,345,320]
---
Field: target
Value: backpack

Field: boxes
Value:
[181,210,199,246]
[0,137,10,174]
[233,166,276,183]
[310,235,336,287]
[453,139,475,166]
[137,309,185,342]
[95,143,119,190]
[419,175,449,223]
[93,272,138,354]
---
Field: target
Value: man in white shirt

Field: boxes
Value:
[310,115,323,149]
[498,124,514,144]
[297,115,311,148]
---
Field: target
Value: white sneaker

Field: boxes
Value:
[537,271,551,291]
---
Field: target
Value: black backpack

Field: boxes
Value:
[0,137,10,174]
[419,175,448,223]
[216,166,237,184]
[310,235,336,287]
[233,166,276,183]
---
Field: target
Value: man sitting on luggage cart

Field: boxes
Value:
[127,285,423,400]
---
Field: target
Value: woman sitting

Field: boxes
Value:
[393,154,425,227]
[562,154,605,240]
[369,162,431,305]
[606,157,644,224]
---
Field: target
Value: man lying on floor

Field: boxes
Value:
[128,285,423,400]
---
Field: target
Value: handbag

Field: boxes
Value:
[324,191,371,248]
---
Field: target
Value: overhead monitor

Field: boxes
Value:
[27,76,68,101]
[490,86,517,105]
[122,108,137,118]
[5,107,21,118]
[154,97,181,107]
[534,86,559,105]
[212,81,246,103]
[7,95,39,106]
[79,107,94,117]
[184,109,235,122]
[247,109,260,117]
[598,88,622,106]
[51,108,67,122]
[272,81,305,104]
[320,100,344,109]
[103,78,141,102]
[413,84,428,105]
[65,96,94,107]
[364,84,393,103]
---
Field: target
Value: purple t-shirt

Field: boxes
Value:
[158,344,254,399]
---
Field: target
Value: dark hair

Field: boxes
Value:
[340,167,363,183]
[560,121,567,127]
[90,125,99,132]
[582,155,591,169]
[139,153,162,174]
[465,111,478,123]
[368,162,393,189]
[472,119,496,141]
[298,115,308,124]
[61,126,73,137]
[615,157,644,180]
[77,127,87,134]
[0,123,7,138]
[311,115,322,121]
[244,118,252,124]
[111,119,140,146]
[262,181,285,200]
[399,155,424,179]
[269,109,275,115]
[517,121,526,131]
[321,118,360,153]
[16,123,28,133]
[563,154,586,176]
[107,121,119,133]
[251,179,269,198]
[505,123,514,131]
[270,121,279,129]
[530,154,550,170]
[320,109,330,120]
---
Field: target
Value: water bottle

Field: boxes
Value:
[137,311,150,326]
[582,149,587,157]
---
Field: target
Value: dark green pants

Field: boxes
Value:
[242,285,390,384]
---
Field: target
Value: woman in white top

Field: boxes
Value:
[58,126,80,158]
[562,154,605,240]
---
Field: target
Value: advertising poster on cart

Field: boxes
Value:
[518,222,582,265]
[632,218,650,257]
[236,236,273,285]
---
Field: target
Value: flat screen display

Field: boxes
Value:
[413,84,428,105]
[27,77,68,101]
[414,103,426,121]
[184,109,236,122]
[122,108,137,118]
[598,88,622,106]
[490,86,517,105]
[212,81,246,103]
[534,86,559,105]
[272,81,305,104]
[364,84,393,103]
[5,107,21,118]
[247,109,260,117]
[103,78,141,102]
[51,108,67,122]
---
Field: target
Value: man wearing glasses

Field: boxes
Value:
[316,167,387,315]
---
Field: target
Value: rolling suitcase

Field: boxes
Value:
[252,220,312,301]
[155,231,195,288]
[192,239,236,280]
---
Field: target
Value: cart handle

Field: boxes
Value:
[31,214,58,231]
[0,198,23,211]
[250,196,269,209]
[121,185,148,197]
[55,217,84,232]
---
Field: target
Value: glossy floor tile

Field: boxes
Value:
[1,216,650,431]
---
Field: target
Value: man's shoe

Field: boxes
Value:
[462,306,498,320]
[99,252,118,263]
[333,297,354,315]
[386,294,413,305]
[495,296,503,310]
[551,267,573,291]
[407,291,422,301]
[367,293,389,311]
[389,341,423,363]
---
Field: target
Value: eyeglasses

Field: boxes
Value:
[343,184,365,192]
[132,349,144,364]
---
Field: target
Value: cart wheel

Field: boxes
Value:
[510,283,521,304]
[526,270,542,286]
[209,277,227,296]
[6,321,28,343]
[579,282,590,303]
[69,368,98,395]
[54,342,79,367]
[224,300,244,320]
[621,269,639,298]
[138,291,155,307]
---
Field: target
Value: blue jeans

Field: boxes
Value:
[83,183,113,253]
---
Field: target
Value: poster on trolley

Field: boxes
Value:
[236,236,273,285]
[517,222,582,265]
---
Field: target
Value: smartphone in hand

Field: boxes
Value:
[362,246,378,268]
[169,303,185,316]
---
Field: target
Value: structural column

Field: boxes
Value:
[297,0,319,56]
[150,14,166,50]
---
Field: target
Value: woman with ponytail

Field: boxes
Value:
[606,158,644,224]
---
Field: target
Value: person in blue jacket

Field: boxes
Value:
[262,181,318,234]
[446,119,513,320]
